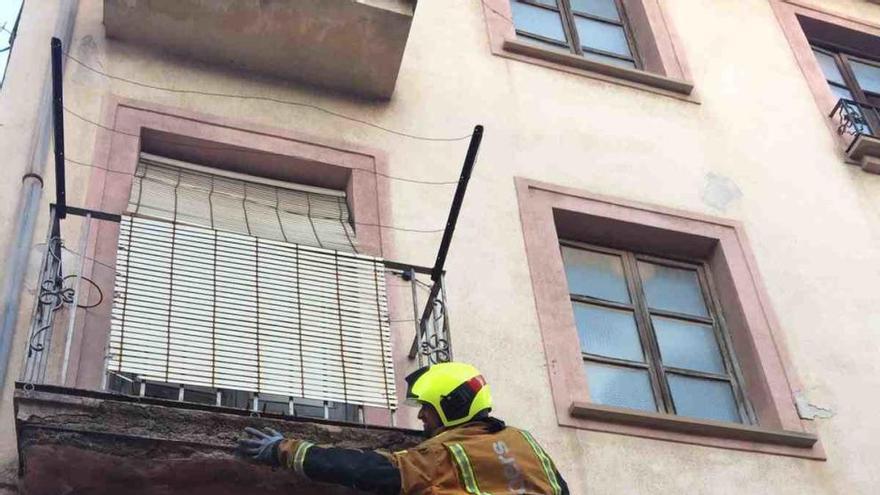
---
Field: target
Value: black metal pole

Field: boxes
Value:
[430,125,483,282]
[51,37,66,219]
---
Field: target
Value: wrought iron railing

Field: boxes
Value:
[830,98,879,138]
[20,206,452,425]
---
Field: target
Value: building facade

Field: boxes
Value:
[1,0,879,493]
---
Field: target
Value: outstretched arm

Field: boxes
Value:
[238,427,401,495]
[278,439,401,495]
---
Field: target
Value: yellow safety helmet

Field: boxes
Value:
[404,362,492,427]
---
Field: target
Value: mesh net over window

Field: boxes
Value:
[109,155,395,409]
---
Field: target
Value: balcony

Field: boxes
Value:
[103,0,416,99]
[14,205,450,494]
[830,98,880,173]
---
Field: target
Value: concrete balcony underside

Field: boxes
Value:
[14,385,421,495]
[103,0,415,99]
[847,133,880,173]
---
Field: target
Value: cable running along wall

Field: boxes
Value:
[109,155,395,409]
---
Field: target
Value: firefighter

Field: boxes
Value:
[238,362,570,494]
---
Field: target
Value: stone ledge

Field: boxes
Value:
[103,0,416,99]
[845,134,880,173]
[14,386,422,495]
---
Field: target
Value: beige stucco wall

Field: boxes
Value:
[0,2,74,490]
[2,0,880,493]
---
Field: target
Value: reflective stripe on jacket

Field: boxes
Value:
[394,420,567,494]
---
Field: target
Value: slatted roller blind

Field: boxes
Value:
[129,153,358,252]
[109,156,395,408]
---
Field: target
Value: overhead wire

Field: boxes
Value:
[64,52,473,143]
[62,107,461,186]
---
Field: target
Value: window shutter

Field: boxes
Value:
[129,154,358,252]
[110,156,394,409]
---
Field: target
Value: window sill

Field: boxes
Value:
[570,402,818,449]
[845,133,880,174]
[502,39,695,98]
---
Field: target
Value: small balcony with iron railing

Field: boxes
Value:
[15,202,453,494]
[830,98,880,173]
[13,39,482,492]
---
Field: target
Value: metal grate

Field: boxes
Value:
[110,215,394,408]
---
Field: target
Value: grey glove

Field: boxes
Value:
[238,426,284,465]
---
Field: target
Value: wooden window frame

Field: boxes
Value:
[515,177,822,458]
[562,240,755,424]
[771,1,880,171]
[512,0,641,68]
[810,45,880,106]
[481,0,695,97]
[811,43,880,131]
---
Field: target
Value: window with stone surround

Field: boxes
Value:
[509,0,639,68]
[481,0,694,96]
[561,242,753,424]
[772,1,880,172]
[515,178,822,458]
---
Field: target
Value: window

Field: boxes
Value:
[811,45,880,135]
[109,153,396,413]
[510,0,638,68]
[481,0,694,96]
[773,4,880,171]
[560,243,751,424]
[515,178,820,457]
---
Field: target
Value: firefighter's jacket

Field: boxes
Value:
[277,417,569,494]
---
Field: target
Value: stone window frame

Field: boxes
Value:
[771,0,880,172]
[480,0,695,99]
[515,177,824,459]
[66,96,408,426]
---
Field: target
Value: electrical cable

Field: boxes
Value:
[64,52,473,143]
[62,107,461,186]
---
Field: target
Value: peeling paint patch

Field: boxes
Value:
[795,393,834,420]
[701,172,742,211]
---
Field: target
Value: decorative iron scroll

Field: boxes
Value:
[831,99,873,137]
[417,278,452,366]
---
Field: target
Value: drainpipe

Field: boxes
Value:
[0,0,79,392]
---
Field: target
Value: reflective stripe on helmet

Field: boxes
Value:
[519,431,562,495]
[447,443,490,495]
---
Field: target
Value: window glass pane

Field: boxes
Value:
[652,316,724,374]
[511,2,567,43]
[851,59,880,95]
[585,362,656,412]
[637,262,708,317]
[583,51,636,69]
[573,303,644,362]
[574,16,632,58]
[829,84,854,102]
[561,246,630,303]
[668,374,741,423]
[812,49,846,86]
[571,0,621,21]
[530,0,559,6]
